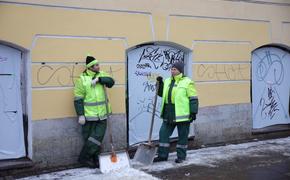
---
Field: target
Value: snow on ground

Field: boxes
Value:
[140,136,290,172]
[19,136,290,180]
[20,168,159,180]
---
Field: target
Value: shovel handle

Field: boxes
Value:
[148,81,159,144]
[103,86,116,159]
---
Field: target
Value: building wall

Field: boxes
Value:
[0,0,290,168]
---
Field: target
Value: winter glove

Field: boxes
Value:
[189,98,199,114]
[156,76,163,83]
[156,76,164,97]
[190,113,196,122]
[78,115,86,125]
[189,98,199,122]
[91,77,99,86]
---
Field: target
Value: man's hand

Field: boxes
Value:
[156,76,163,83]
[78,115,86,125]
[190,113,196,122]
[91,77,99,86]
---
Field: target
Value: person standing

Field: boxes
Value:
[74,55,115,167]
[153,61,198,163]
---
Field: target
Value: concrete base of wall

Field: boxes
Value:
[194,103,252,145]
[32,117,82,168]
[31,114,126,169]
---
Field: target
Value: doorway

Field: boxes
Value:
[126,41,193,146]
[0,44,27,160]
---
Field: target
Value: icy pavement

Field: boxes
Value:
[19,136,290,180]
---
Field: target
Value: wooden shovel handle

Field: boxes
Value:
[148,81,159,144]
[103,86,117,162]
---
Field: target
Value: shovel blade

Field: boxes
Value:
[99,151,130,173]
[133,144,157,166]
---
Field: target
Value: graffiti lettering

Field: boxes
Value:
[137,47,184,70]
[197,64,248,80]
[136,63,151,69]
[104,66,123,79]
[260,87,279,119]
[256,50,284,85]
[36,65,121,86]
[143,81,156,92]
[161,49,184,70]
[37,65,71,86]
[134,71,151,77]
[138,47,163,66]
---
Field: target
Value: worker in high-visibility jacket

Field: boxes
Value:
[153,61,198,164]
[74,55,115,168]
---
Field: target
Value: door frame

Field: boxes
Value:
[251,43,290,134]
[0,40,32,160]
[125,41,193,146]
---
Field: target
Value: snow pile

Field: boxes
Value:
[74,168,159,180]
[19,167,159,180]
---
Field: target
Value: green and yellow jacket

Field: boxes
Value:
[158,73,198,123]
[74,69,115,121]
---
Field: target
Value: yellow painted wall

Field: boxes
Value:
[196,82,250,107]
[1,0,290,120]
[32,38,126,62]
[282,22,290,45]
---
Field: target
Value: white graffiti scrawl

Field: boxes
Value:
[252,45,290,129]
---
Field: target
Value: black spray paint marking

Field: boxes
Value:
[134,71,152,77]
[260,86,279,120]
[143,81,157,92]
[137,47,184,70]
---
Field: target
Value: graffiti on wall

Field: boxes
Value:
[35,64,123,87]
[196,64,249,81]
[133,47,184,120]
[128,45,186,145]
[252,46,290,129]
[137,47,184,70]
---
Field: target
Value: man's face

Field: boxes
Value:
[90,64,100,72]
[171,67,180,76]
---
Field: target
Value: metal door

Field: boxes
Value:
[127,43,192,145]
[0,44,26,160]
[252,45,290,129]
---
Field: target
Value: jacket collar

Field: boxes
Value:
[171,73,183,82]
[86,69,98,77]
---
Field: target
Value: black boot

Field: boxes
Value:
[175,158,185,163]
[94,156,100,168]
[79,158,97,168]
[153,156,168,162]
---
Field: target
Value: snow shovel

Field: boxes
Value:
[99,86,130,173]
[133,81,159,166]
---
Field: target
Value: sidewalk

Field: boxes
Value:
[18,136,290,180]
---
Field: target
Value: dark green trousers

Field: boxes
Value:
[158,121,190,160]
[79,120,107,161]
